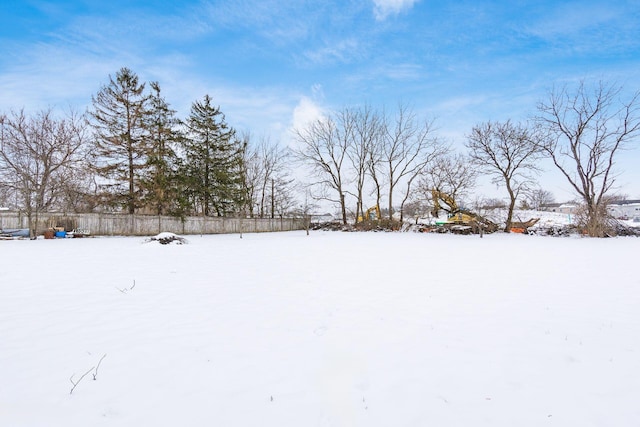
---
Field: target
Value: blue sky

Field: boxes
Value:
[2,0,640,200]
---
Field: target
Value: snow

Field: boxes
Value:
[144,232,189,245]
[1,231,639,426]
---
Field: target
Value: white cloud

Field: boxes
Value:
[291,96,324,131]
[287,95,326,149]
[372,0,420,21]
[0,43,125,113]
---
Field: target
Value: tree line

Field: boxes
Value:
[292,81,640,237]
[0,67,293,238]
[1,69,639,238]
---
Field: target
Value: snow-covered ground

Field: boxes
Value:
[1,231,639,426]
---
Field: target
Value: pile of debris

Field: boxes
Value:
[144,232,189,245]
[526,224,579,236]
[608,220,640,237]
[526,219,640,237]
[312,220,402,232]
[311,221,349,231]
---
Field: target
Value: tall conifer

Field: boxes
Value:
[183,95,243,216]
[89,67,150,214]
[141,81,182,215]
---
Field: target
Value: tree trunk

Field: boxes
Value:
[586,202,606,237]
[271,179,275,219]
[127,133,135,214]
[504,182,516,232]
[505,195,516,232]
[340,192,347,225]
[28,210,36,240]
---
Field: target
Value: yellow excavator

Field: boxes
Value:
[358,205,381,222]
[431,189,498,233]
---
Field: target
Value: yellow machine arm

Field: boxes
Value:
[358,205,381,222]
[431,189,458,217]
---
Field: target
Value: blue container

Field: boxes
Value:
[54,231,67,238]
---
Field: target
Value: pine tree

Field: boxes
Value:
[140,81,182,215]
[89,67,150,214]
[182,95,244,216]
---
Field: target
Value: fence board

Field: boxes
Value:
[0,211,307,236]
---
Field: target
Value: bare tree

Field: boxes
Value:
[418,153,477,212]
[289,187,318,235]
[522,187,555,210]
[466,120,541,232]
[258,140,291,219]
[367,130,384,217]
[0,109,88,238]
[346,105,383,223]
[55,161,101,213]
[238,132,261,217]
[270,175,296,218]
[379,104,445,222]
[240,133,293,219]
[535,81,640,236]
[0,181,12,208]
[293,115,352,225]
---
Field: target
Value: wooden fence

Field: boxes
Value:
[0,211,308,236]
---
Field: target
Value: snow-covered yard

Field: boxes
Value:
[1,231,639,426]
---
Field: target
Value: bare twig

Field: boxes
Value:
[116,280,136,294]
[70,366,95,395]
[70,353,107,394]
[92,354,107,380]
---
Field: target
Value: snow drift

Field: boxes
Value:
[0,231,638,426]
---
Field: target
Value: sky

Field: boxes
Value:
[1,0,640,201]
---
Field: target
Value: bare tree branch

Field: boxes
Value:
[535,80,640,236]
[0,109,89,238]
[293,114,352,224]
[466,120,541,232]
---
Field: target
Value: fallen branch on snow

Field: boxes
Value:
[69,353,107,394]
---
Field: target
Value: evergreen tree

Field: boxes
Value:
[89,67,150,214]
[183,95,243,216]
[140,81,182,215]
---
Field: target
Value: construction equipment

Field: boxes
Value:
[431,189,459,218]
[509,218,540,233]
[358,205,381,222]
[431,189,499,234]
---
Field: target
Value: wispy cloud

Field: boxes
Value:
[0,43,125,112]
[372,0,420,21]
[380,63,423,81]
[199,0,315,44]
[302,38,361,66]
[521,2,640,55]
[525,3,618,38]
